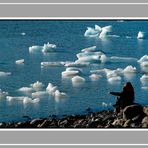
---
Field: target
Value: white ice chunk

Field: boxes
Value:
[89,74,102,81]
[138,55,148,63]
[137,31,148,39]
[18,87,34,93]
[29,45,42,53]
[30,81,44,91]
[15,59,24,64]
[6,96,25,101]
[0,71,11,77]
[141,87,148,90]
[54,90,67,99]
[23,97,40,104]
[64,62,89,67]
[99,25,112,39]
[32,91,49,98]
[84,27,99,37]
[81,46,97,53]
[140,74,148,82]
[108,76,122,82]
[62,70,80,77]
[72,76,85,86]
[21,32,26,36]
[0,89,8,99]
[110,56,137,62]
[46,83,58,95]
[41,62,64,67]
[123,65,136,73]
[42,42,56,53]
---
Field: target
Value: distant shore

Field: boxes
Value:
[0,104,147,128]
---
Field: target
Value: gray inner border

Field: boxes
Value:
[0,4,147,17]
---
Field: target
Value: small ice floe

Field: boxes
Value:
[6,96,25,101]
[123,65,136,73]
[102,102,108,107]
[29,45,42,53]
[23,97,40,104]
[64,62,89,67]
[15,59,24,65]
[99,25,112,39]
[41,62,64,67]
[0,89,8,99]
[62,70,80,78]
[89,74,102,81]
[140,74,148,82]
[110,56,137,63]
[54,90,67,99]
[32,91,49,98]
[81,46,97,53]
[84,25,112,38]
[76,51,103,59]
[0,71,11,77]
[42,42,56,53]
[18,87,34,93]
[108,76,122,83]
[138,55,148,63]
[137,31,148,39]
[105,68,123,78]
[141,86,148,90]
[46,83,58,95]
[72,76,85,86]
[21,32,26,36]
[126,36,132,39]
[30,81,44,91]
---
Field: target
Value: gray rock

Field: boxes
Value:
[141,116,148,127]
[123,104,143,120]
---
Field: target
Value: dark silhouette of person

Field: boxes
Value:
[110,82,135,113]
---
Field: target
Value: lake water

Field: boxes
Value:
[0,20,148,122]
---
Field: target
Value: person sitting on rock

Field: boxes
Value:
[110,82,135,113]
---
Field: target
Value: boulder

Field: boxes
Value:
[141,116,148,127]
[123,104,143,120]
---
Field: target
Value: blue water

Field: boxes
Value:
[0,20,148,122]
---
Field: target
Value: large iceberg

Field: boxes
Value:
[84,25,112,38]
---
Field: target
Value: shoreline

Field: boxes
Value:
[0,104,148,128]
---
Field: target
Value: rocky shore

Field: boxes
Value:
[0,104,148,128]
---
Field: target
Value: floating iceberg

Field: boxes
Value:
[42,42,56,53]
[108,76,122,82]
[99,26,112,39]
[6,96,26,101]
[62,70,80,77]
[64,62,89,67]
[21,32,26,36]
[140,74,148,82]
[123,65,136,73]
[29,42,57,53]
[0,89,8,99]
[138,55,148,63]
[29,45,42,53]
[54,90,67,99]
[15,59,24,65]
[72,76,85,86]
[89,74,102,81]
[18,87,34,93]
[32,91,49,98]
[110,56,137,62]
[41,62,64,67]
[23,97,40,104]
[84,25,112,38]
[141,87,148,90]
[137,31,148,39]
[30,81,44,91]
[81,46,97,53]
[46,83,58,95]
[0,71,11,77]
